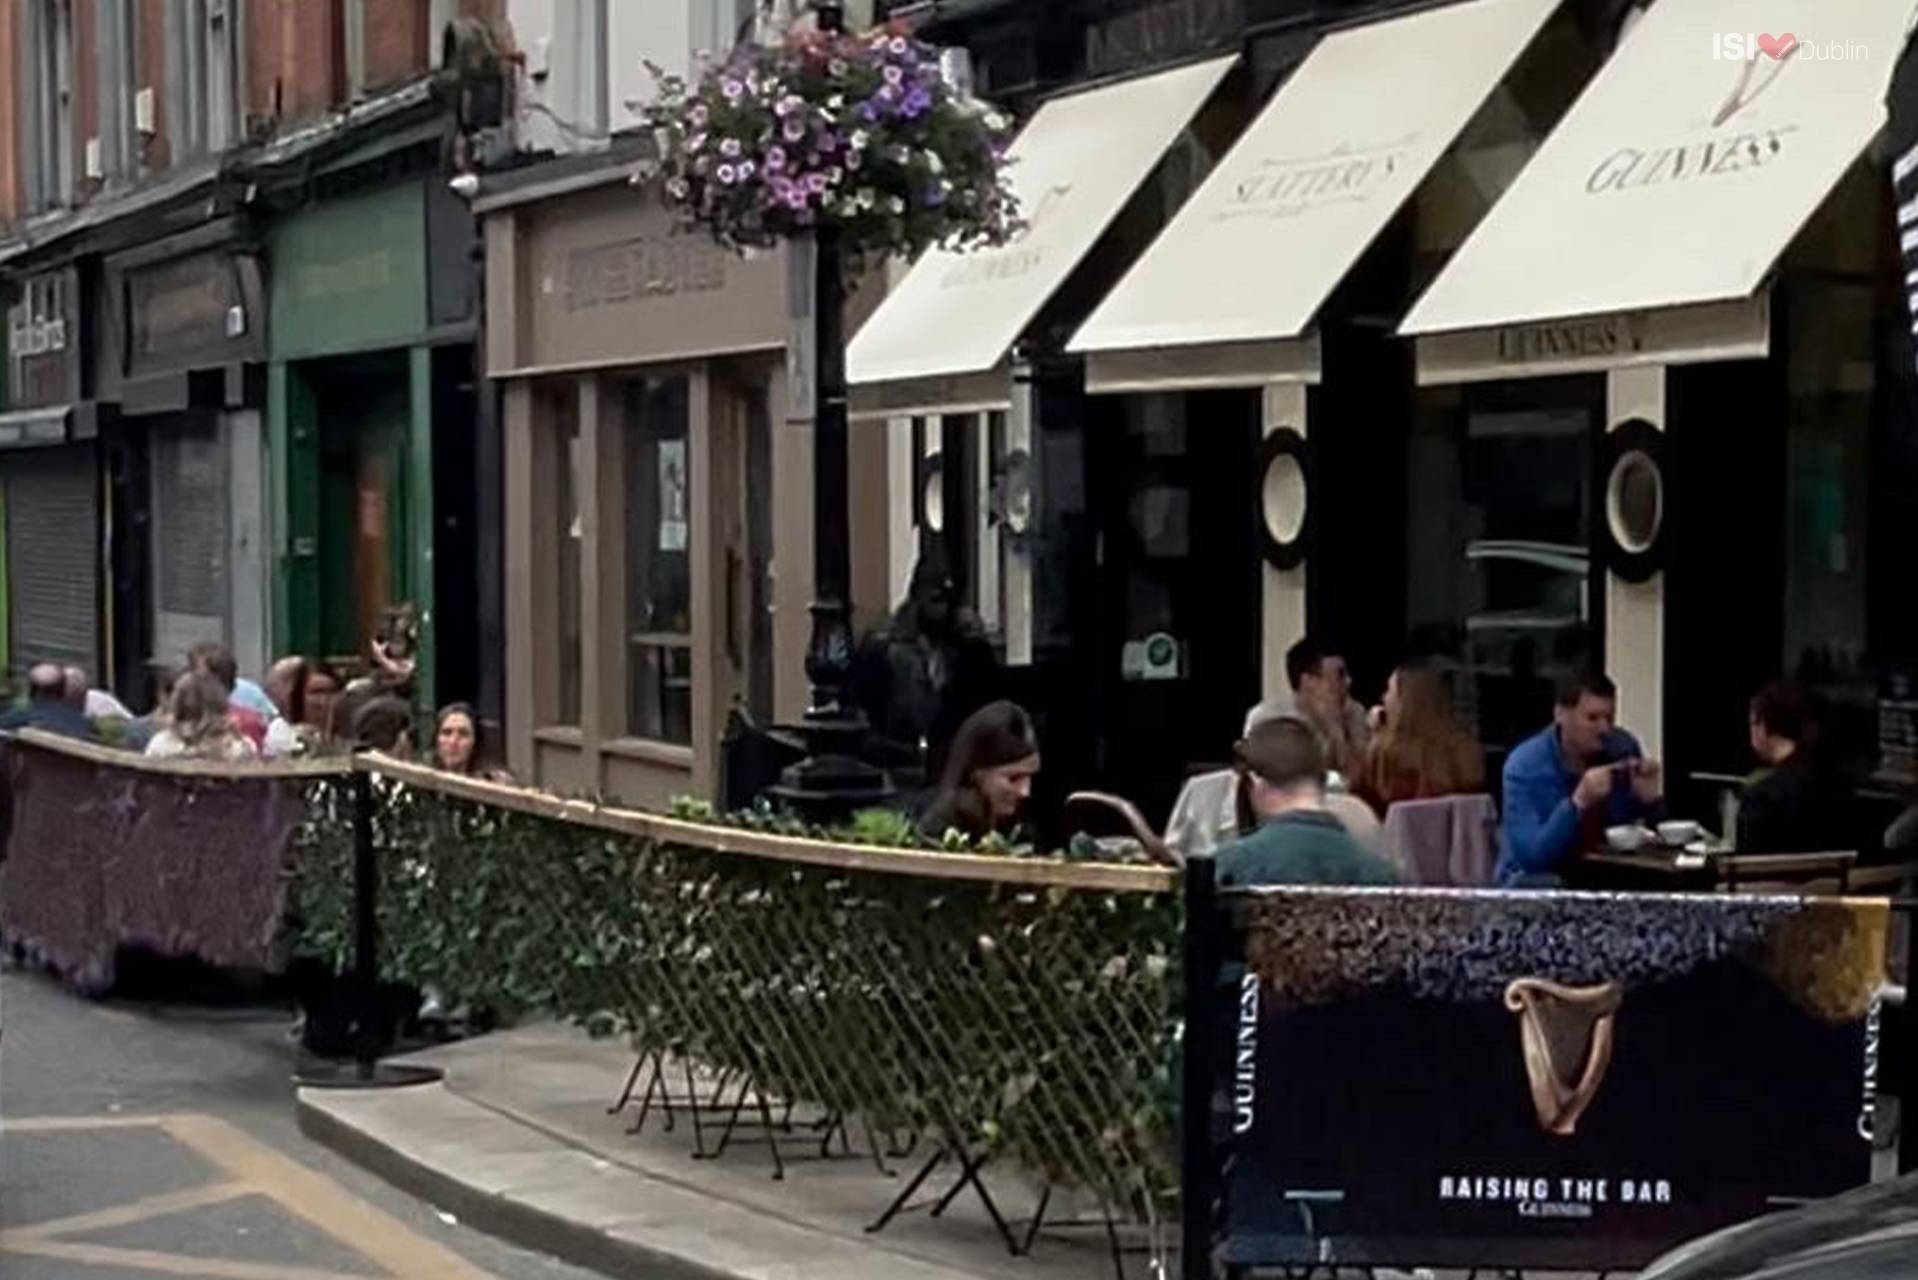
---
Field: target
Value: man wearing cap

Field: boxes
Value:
[1215,714,1401,889]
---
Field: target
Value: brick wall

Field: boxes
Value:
[363,0,427,90]
[138,0,169,172]
[272,0,344,121]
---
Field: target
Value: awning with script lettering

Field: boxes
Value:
[1065,0,1560,390]
[1402,0,1910,338]
[846,55,1236,414]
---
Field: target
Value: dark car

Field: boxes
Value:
[1639,1172,1918,1280]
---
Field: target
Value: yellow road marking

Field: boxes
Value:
[3,1112,183,1132]
[1,1112,497,1280]
[159,1114,495,1280]
[0,1237,377,1280]
[1,1181,250,1243]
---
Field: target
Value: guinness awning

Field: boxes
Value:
[1403,0,1911,338]
[846,54,1236,415]
[1068,0,1560,390]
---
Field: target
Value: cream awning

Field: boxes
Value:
[1067,0,1560,376]
[846,55,1237,403]
[1402,0,1910,337]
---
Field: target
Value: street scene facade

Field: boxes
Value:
[2,1,1917,1278]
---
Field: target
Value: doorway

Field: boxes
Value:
[315,354,411,668]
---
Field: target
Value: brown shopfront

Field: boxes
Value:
[482,164,807,806]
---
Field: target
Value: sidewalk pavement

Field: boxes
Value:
[296,1023,1146,1280]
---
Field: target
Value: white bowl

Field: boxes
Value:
[1606,825,1650,852]
[1658,820,1702,846]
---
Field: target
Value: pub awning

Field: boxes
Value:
[1402,0,1911,341]
[1067,0,1561,391]
[846,54,1237,416]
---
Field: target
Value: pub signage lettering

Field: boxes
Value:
[1224,142,1411,220]
[1497,315,1647,364]
[8,310,66,357]
[1586,51,1802,196]
[562,233,729,312]
[7,272,77,409]
[1086,0,1241,77]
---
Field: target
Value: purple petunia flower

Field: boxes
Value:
[783,117,806,143]
[766,146,788,171]
[720,138,742,158]
[901,89,932,118]
[806,173,829,194]
[888,36,909,55]
[829,58,848,77]
[689,104,709,127]
[786,189,810,211]
[722,78,744,101]
[883,65,904,86]
[738,160,756,180]
[875,84,896,104]
[846,151,863,171]
[716,163,738,185]
[774,94,803,117]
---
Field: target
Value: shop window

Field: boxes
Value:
[620,376,693,746]
[1406,380,1600,759]
[540,383,584,728]
[25,0,75,211]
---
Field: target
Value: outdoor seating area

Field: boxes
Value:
[4,725,1914,1278]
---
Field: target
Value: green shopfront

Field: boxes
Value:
[267,176,482,713]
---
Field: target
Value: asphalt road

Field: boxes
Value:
[0,964,605,1280]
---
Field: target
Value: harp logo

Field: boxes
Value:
[1504,978,1624,1136]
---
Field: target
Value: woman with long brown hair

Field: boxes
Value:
[917,700,1041,841]
[1354,660,1485,816]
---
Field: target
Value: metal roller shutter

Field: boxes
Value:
[150,425,229,663]
[4,448,99,681]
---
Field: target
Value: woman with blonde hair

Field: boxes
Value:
[1354,660,1485,816]
[144,672,259,762]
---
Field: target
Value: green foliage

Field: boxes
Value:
[291,777,1182,1206]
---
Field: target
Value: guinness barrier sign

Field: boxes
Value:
[1219,889,1890,1272]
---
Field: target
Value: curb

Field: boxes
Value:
[298,1087,739,1280]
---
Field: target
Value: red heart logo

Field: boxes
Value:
[1757,32,1798,60]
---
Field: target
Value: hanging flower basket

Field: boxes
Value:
[642,21,1022,261]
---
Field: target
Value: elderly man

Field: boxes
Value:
[0,664,98,740]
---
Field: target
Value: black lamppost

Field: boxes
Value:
[770,0,895,823]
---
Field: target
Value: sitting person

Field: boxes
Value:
[1243,638,1371,779]
[0,663,98,741]
[1215,714,1400,889]
[918,700,1040,842]
[1737,682,1854,855]
[430,703,514,782]
[1498,671,1663,884]
[186,643,270,751]
[65,665,131,722]
[144,673,258,762]
[1354,659,1485,816]
[123,668,182,753]
[351,695,416,755]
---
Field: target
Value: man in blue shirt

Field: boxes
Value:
[1498,671,1662,884]
[0,664,99,741]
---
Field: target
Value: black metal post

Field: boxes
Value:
[1182,857,1223,1280]
[295,768,442,1090]
[352,769,380,1081]
[769,0,895,824]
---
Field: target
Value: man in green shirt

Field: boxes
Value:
[1215,714,1401,888]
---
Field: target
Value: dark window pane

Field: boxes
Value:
[623,376,693,744]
